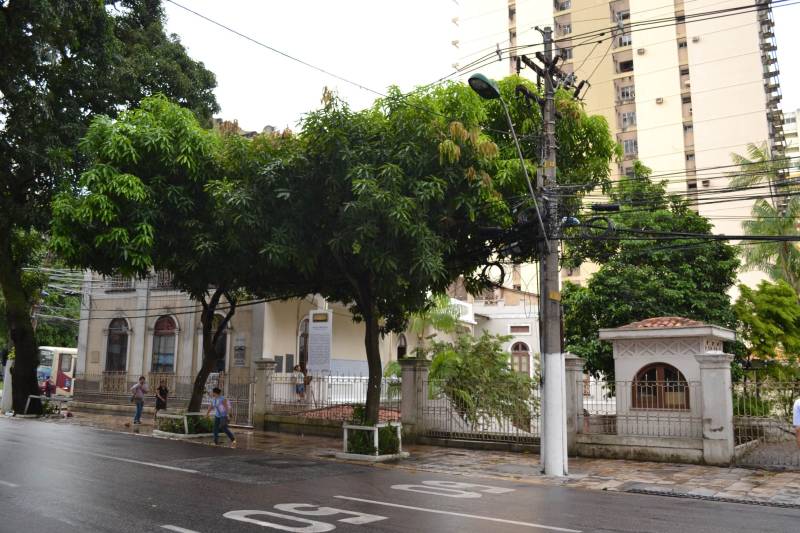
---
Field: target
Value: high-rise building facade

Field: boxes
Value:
[452,1,783,290]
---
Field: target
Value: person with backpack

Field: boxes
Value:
[206,387,237,448]
[130,376,148,425]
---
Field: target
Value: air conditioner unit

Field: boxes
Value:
[637,48,645,55]
[692,36,700,43]
[656,97,664,104]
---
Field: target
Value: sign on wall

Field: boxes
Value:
[233,335,246,367]
[307,309,332,375]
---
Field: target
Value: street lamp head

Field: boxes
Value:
[468,73,501,100]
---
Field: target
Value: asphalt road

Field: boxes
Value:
[0,418,798,533]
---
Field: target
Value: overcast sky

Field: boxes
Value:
[164,1,800,131]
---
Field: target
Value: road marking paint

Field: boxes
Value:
[161,526,201,533]
[0,480,19,488]
[88,453,198,474]
[333,496,581,532]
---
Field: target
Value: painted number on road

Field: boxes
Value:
[390,480,516,498]
[274,504,386,525]
[224,505,387,532]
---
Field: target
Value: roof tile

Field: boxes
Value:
[619,316,705,330]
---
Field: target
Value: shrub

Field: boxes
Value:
[733,393,773,417]
[346,423,399,455]
[429,332,538,431]
[347,405,400,455]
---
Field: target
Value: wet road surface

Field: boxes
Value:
[1,417,798,532]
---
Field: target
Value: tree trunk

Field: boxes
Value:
[0,239,41,415]
[187,290,235,412]
[362,308,383,425]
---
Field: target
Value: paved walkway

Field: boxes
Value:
[23,410,800,507]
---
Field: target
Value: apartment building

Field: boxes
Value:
[785,109,799,157]
[452,1,783,289]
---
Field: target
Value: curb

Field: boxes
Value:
[625,488,800,509]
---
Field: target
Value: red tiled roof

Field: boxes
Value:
[618,316,706,329]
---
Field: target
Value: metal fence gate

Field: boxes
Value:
[418,379,540,444]
[73,372,255,427]
[733,380,800,469]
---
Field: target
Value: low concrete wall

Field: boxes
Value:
[70,401,149,416]
[263,414,343,438]
[576,433,704,464]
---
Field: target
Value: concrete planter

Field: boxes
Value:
[152,429,213,440]
[154,411,212,438]
[335,421,408,462]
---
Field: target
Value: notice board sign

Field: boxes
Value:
[307,310,332,374]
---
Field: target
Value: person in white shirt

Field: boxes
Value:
[794,397,800,449]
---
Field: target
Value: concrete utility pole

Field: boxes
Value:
[538,26,567,478]
[518,26,590,477]
[475,26,590,477]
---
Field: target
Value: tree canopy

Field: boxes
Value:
[50,96,304,411]
[734,280,800,363]
[563,163,740,377]
[1,0,218,413]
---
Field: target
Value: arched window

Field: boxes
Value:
[632,363,690,410]
[212,314,228,373]
[151,316,177,373]
[397,334,408,359]
[510,342,530,374]
[298,318,309,371]
[105,318,129,372]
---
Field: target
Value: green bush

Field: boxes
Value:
[156,417,185,433]
[41,400,59,416]
[188,416,213,434]
[346,423,399,455]
[156,415,214,434]
[429,333,538,431]
[733,393,773,417]
[347,405,400,455]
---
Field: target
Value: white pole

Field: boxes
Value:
[543,351,567,476]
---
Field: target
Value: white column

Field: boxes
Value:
[76,270,92,374]
[399,358,430,436]
[564,354,585,455]
[128,279,149,378]
[695,352,735,465]
[542,352,568,476]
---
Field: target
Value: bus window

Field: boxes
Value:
[60,354,73,372]
[39,349,54,368]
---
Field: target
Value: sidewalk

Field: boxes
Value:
[31,410,800,508]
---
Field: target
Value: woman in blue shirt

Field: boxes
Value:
[206,387,237,447]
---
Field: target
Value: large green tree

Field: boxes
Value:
[51,97,306,412]
[252,79,616,424]
[563,163,740,377]
[0,0,218,413]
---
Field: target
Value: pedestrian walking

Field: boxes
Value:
[43,377,54,398]
[130,376,148,425]
[154,380,169,421]
[206,387,237,448]
[794,395,800,449]
[292,365,306,402]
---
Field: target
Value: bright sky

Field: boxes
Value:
[164,0,800,131]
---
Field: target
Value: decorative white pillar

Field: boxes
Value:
[399,358,430,437]
[253,359,277,427]
[695,352,735,465]
[564,353,585,455]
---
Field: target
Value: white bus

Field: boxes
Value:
[37,347,77,397]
